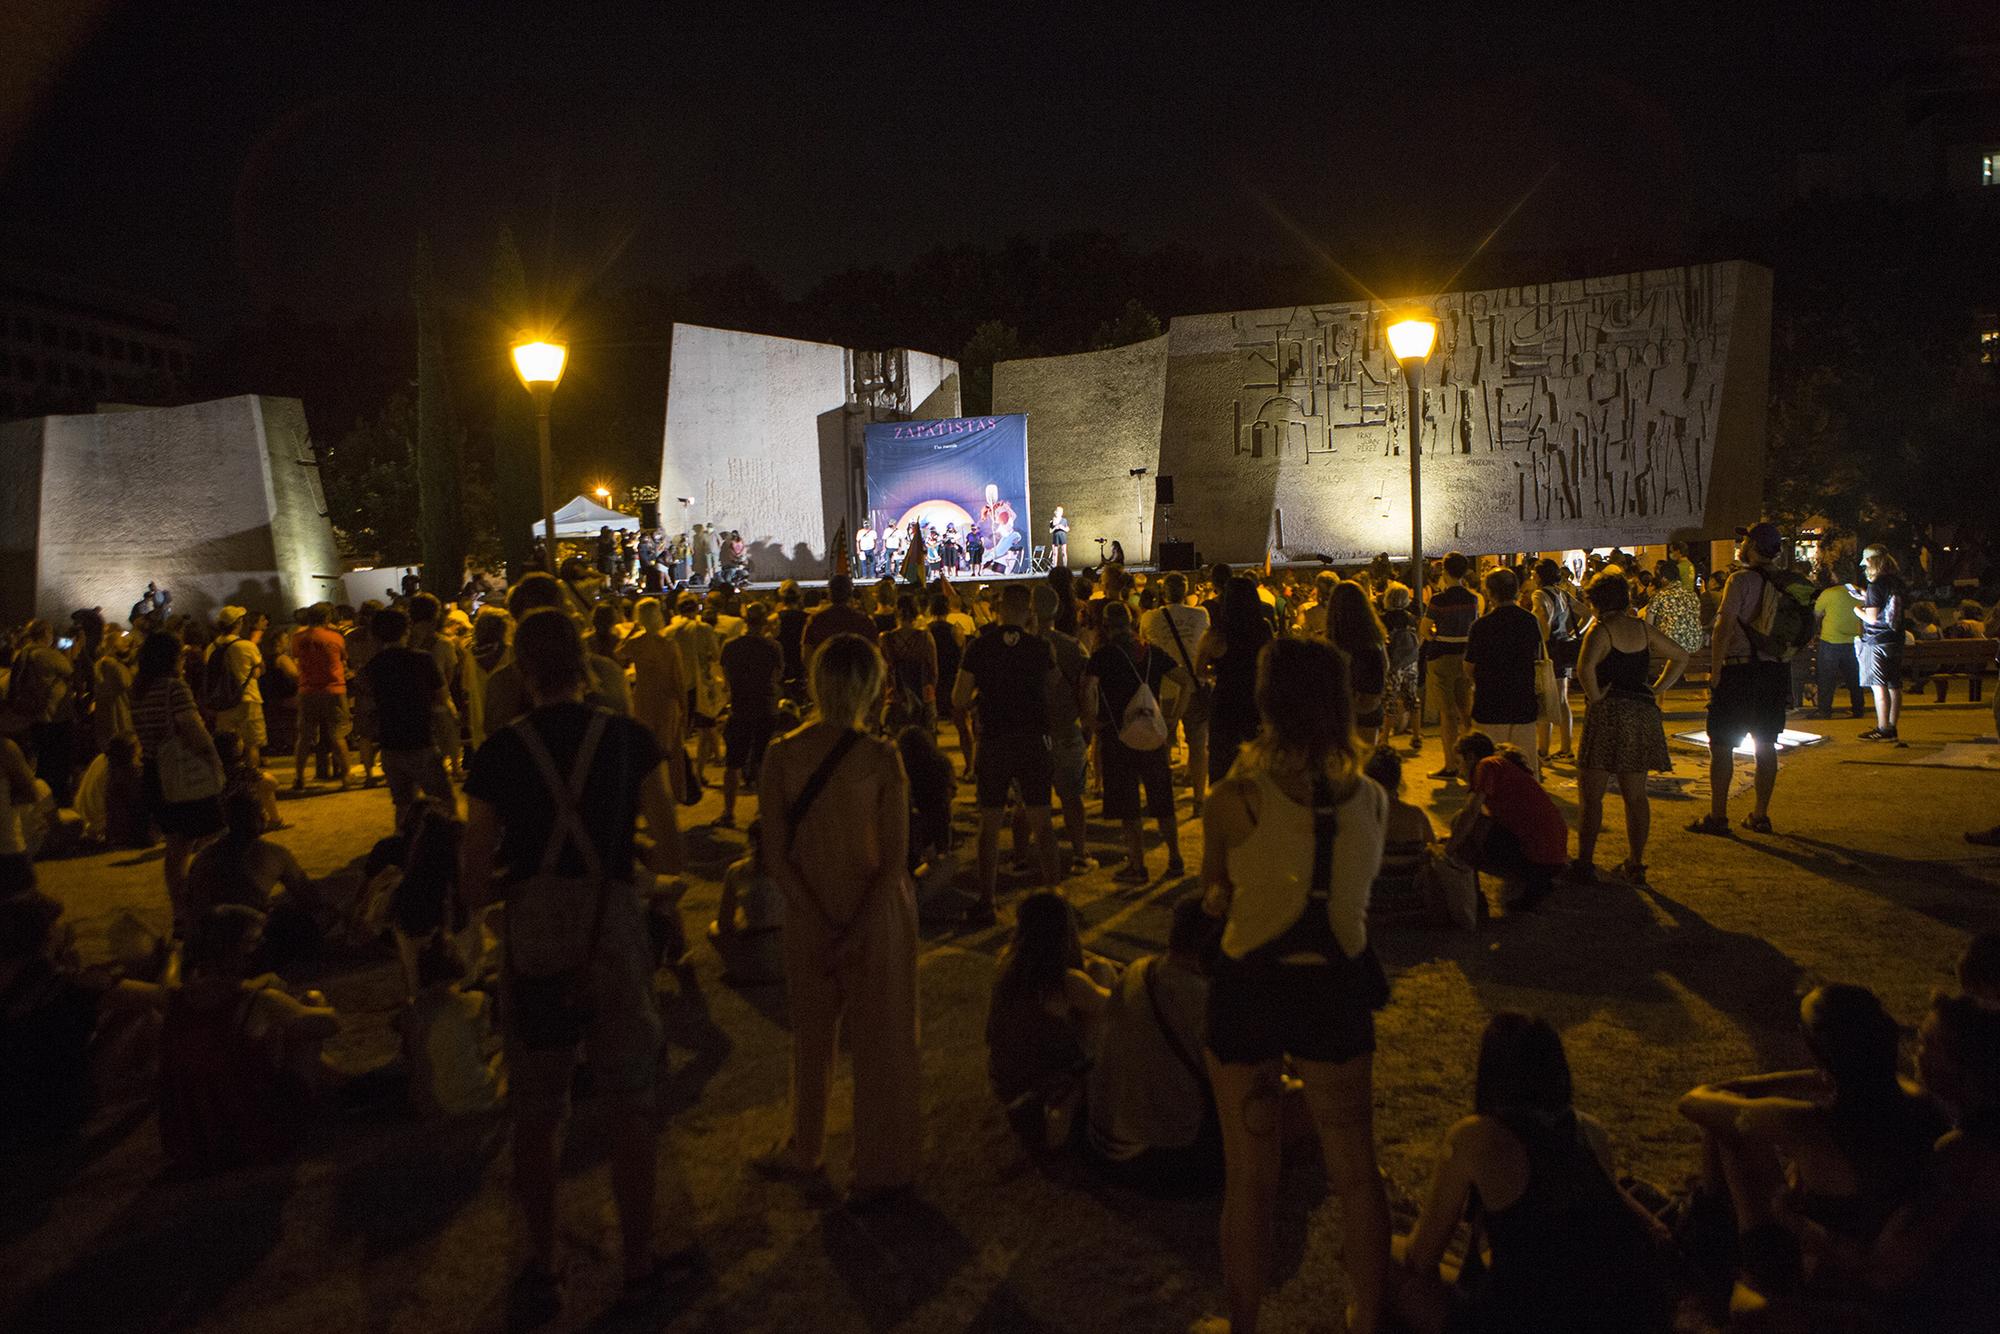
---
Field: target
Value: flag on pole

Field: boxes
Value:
[832,519,850,577]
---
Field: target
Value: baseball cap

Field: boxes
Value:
[1735,522,1783,558]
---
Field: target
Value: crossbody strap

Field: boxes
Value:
[1308,772,1338,907]
[784,728,862,857]
[1160,608,1197,678]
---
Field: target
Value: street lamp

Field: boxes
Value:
[1386,313,1439,597]
[511,335,568,570]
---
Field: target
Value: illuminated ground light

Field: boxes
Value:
[1674,729,1829,756]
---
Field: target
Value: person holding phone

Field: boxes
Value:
[1848,545,1907,742]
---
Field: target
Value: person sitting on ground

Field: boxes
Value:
[384,797,479,996]
[213,728,281,832]
[1392,1013,1674,1333]
[1085,893,1221,1194]
[158,904,341,1172]
[1815,991,2000,1333]
[396,932,504,1119]
[80,730,153,849]
[184,789,336,967]
[0,890,166,1153]
[985,890,1112,1148]
[1362,746,1437,922]
[1958,929,2000,1007]
[708,820,784,985]
[1675,983,1948,1317]
[1448,733,1568,911]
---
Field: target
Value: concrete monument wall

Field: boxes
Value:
[0,395,342,622]
[659,324,959,578]
[1159,261,1772,564]
[993,335,1168,564]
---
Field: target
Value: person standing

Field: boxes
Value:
[773,580,809,698]
[1030,583,1095,873]
[856,523,877,580]
[1689,522,1791,835]
[1422,553,1482,780]
[92,626,136,754]
[880,595,938,734]
[1850,544,1908,742]
[8,621,75,806]
[899,523,928,590]
[801,574,879,663]
[1196,577,1274,787]
[1141,572,1211,808]
[361,608,453,823]
[756,634,921,1207]
[1644,558,1705,659]
[131,631,226,933]
[460,609,690,1314]
[952,584,1060,924]
[1530,560,1582,760]
[289,604,352,792]
[1462,567,1545,778]
[1570,572,1688,885]
[1086,600,1190,883]
[1048,506,1070,567]
[1809,567,1868,719]
[205,608,268,769]
[617,598,688,800]
[1196,637,1390,1334]
[408,594,466,779]
[717,601,783,828]
[1328,581,1390,749]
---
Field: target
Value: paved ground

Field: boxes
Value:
[5,686,2000,1333]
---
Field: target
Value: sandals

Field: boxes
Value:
[1686,814,1732,837]
[1615,860,1649,887]
[1742,813,1774,834]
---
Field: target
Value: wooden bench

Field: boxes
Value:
[1903,637,1996,702]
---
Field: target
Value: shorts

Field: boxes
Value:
[379,745,451,812]
[687,688,716,729]
[976,728,1053,808]
[1856,640,1902,689]
[1706,660,1790,747]
[1427,651,1471,716]
[141,759,225,840]
[504,892,664,1120]
[216,701,267,750]
[1549,635,1580,678]
[296,692,350,751]
[1101,736,1174,821]
[1049,726,1088,803]
[1205,959,1376,1066]
[724,708,776,774]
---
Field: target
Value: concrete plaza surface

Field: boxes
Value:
[5,687,1998,1333]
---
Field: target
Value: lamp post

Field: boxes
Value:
[511,336,568,570]
[1386,313,1440,597]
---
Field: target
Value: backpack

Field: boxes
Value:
[1114,648,1169,752]
[1544,586,1584,641]
[202,638,249,713]
[1740,567,1817,662]
[1386,623,1420,672]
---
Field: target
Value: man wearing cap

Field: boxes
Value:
[207,607,267,767]
[1690,522,1788,835]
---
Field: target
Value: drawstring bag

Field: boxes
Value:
[1115,646,1169,752]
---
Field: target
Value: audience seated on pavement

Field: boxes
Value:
[396,931,504,1119]
[159,904,340,1172]
[1084,893,1220,1193]
[1675,983,1948,1320]
[1447,733,1567,911]
[184,789,335,969]
[986,890,1117,1149]
[1392,1012,1674,1333]
[1363,746,1437,922]
[708,819,784,985]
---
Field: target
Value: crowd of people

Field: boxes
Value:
[2,515,1996,1331]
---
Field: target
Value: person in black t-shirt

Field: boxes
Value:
[717,602,784,827]
[1850,544,1907,741]
[1085,600,1189,883]
[1463,567,1546,779]
[774,580,808,697]
[460,609,689,1309]
[361,608,452,822]
[951,584,1058,924]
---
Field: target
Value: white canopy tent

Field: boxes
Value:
[534,494,640,538]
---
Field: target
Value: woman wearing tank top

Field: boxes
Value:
[1194,638,1391,1334]
[1571,572,1688,886]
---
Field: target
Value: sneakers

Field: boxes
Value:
[1427,768,1459,782]
[1857,727,1898,742]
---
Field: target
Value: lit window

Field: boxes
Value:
[1987,153,2000,187]
[1982,329,2000,364]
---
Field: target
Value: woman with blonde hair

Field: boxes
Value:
[1195,637,1392,1333]
[1847,545,1908,742]
[616,597,688,798]
[755,634,920,1207]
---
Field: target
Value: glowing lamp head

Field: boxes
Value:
[1385,315,1439,365]
[594,486,611,500]
[511,336,568,389]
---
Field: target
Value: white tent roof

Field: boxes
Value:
[536,495,640,538]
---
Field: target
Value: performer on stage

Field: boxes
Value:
[965,525,985,574]
[939,524,963,577]
[900,522,929,588]
[857,522,877,578]
[1049,506,1070,568]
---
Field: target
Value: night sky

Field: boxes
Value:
[0,0,1979,337]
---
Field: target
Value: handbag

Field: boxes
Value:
[1416,851,1482,931]
[157,731,224,804]
[501,711,618,1050]
[1533,632,1562,723]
